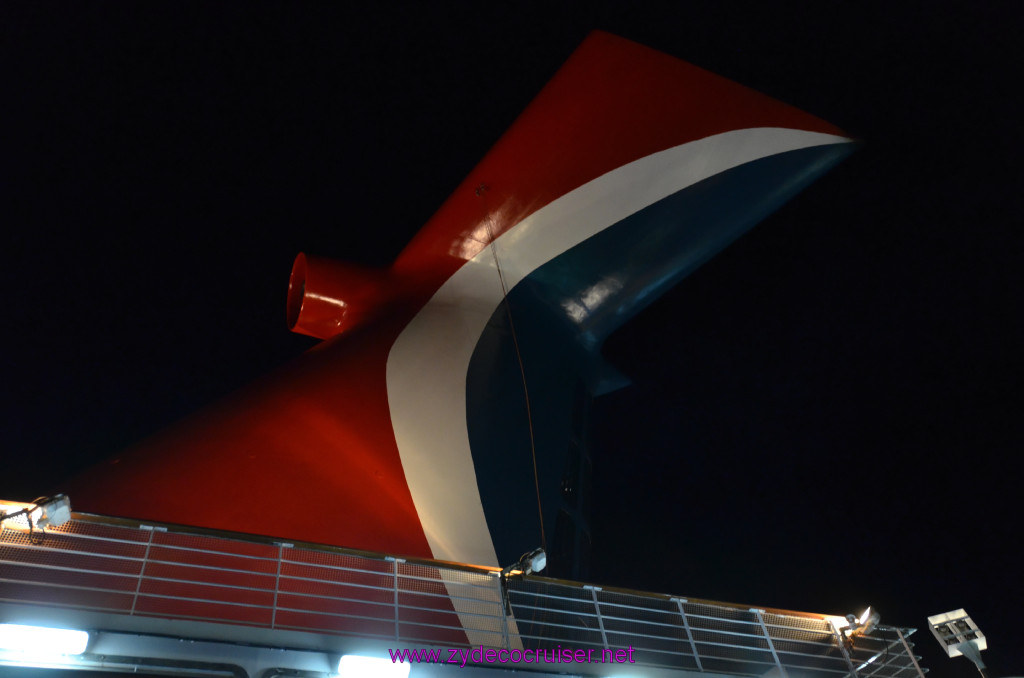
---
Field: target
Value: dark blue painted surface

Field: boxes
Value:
[465,143,856,574]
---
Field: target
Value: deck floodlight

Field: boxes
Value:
[523,547,546,575]
[337,654,410,678]
[502,547,546,577]
[35,494,72,529]
[928,609,988,676]
[0,623,89,656]
[856,606,880,635]
[835,606,880,640]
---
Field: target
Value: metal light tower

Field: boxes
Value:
[928,609,988,677]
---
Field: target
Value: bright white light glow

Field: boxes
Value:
[0,624,89,656]
[0,504,41,531]
[858,606,873,626]
[825,615,850,630]
[337,654,410,678]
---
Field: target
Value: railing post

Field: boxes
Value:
[585,585,610,652]
[131,526,158,615]
[386,556,404,642]
[752,608,787,678]
[829,619,860,678]
[495,572,511,652]
[895,628,927,678]
[673,598,703,672]
[271,542,291,630]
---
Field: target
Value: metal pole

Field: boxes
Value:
[496,573,512,652]
[753,608,787,678]
[586,585,610,652]
[674,598,703,672]
[387,556,404,642]
[829,621,860,678]
[130,526,156,616]
[270,542,291,630]
[894,628,927,678]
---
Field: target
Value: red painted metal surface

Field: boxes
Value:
[63,31,845,558]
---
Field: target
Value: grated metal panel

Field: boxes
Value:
[0,515,927,677]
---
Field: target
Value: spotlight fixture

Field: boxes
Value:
[848,606,880,637]
[501,547,547,578]
[828,606,881,646]
[498,547,546,616]
[927,609,988,677]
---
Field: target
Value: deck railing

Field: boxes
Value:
[0,509,925,677]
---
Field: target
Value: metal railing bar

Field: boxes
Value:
[135,573,278,594]
[593,610,690,631]
[0,541,147,563]
[683,616,763,630]
[760,618,832,631]
[280,557,416,579]
[600,611,833,644]
[135,557,279,578]
[0,561,141,579]
[396,574,505,593]
[506,601,600,620]
[769,638,841,651]
[0,577,138,597]
[598,626,696,645]
[279,570,504,605]
[592,598,707,618]
[3,533,280,566]
[773,646,866,661]
[505,612,604,634]
[276,603,500,632]
[660,636,780,656]
[276,583,500,614]
[1,529,149,549]
[276,572,393,593]
[394,577,506,599]
[135,591,275,610]
[779,665,860,677]
[145,543,281,563]
[506,587,604,606]
[851,639,901,675]
[861,652,911,678]
[0,595,130,614]
[859,647,914,677]
[687,625,788,642]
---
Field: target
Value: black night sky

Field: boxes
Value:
[2,2,1021,676]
